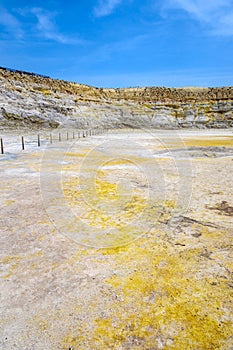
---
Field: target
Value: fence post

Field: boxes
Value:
[73,131,75,139]
[50,134,52,144]
[67,132,69,140]
[0,138,4,154]
[21,136,25,150]
[59,133,61,142]
[38,134,40,147]
[83,131,85,138]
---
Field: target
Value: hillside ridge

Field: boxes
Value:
[0,67,233,129]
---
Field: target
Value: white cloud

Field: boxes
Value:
[30,7,75,44]
[0,6,24,39]
[161,0,233,35]
[213,12,233,35]
[94,0,122,17]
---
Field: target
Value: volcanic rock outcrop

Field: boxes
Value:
[0,67,232,129]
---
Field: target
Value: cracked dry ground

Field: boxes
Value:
[0,129,233,349]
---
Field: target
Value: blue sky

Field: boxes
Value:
[0,0,233,87]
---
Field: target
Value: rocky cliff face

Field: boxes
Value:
[0,67,233,129]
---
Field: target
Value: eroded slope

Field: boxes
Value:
[0,67,233,129]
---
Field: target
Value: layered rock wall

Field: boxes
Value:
[0,67,232,129]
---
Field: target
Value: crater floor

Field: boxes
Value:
[0,129,233,349]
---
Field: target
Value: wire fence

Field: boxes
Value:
[0,128,107,155]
